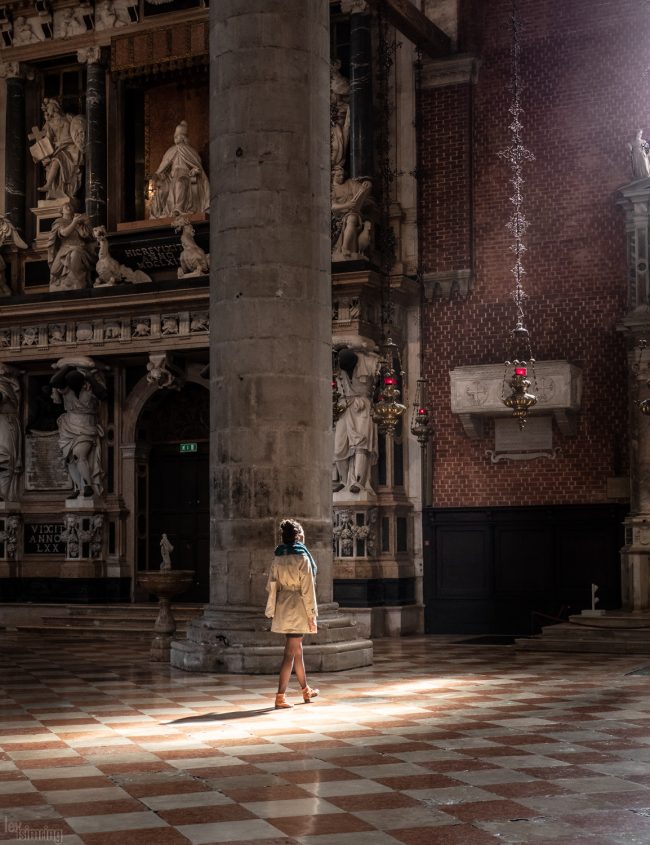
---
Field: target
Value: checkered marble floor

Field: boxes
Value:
[3,635,650,845]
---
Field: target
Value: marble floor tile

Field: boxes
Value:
[5,634,650,845]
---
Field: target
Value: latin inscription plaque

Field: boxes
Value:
[25,522,65,555]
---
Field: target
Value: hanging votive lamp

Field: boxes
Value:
[502,358,537,429]
[410,378,433,446]
[372,337,406,436]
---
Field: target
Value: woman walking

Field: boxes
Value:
[266,518,319,709]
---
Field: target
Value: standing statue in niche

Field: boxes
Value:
[330,60,350,171]
[331,166,373,260]
[333,346,381,495]
[149,121,210,219]
[0,364,22,502]
[29,99,86,201]
[48,203,96,291]
[50,357,107,499]
[629,129,650,180]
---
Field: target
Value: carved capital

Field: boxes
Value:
[340,0,370,13]
[77,46,104,65]
[0,61,33,80]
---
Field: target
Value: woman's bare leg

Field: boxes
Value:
[277,637,306,693]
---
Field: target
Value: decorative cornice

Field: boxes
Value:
[420,54,479,89]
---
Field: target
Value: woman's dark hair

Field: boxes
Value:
[280,518,303,545]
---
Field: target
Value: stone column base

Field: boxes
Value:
[345,604,424,638]
[621,549,650,611]
[170,602,373,673]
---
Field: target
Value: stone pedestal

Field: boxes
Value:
[30,198,66,248]
[60,503,104,578]
[138,570,194,661]
[171,0,372,674]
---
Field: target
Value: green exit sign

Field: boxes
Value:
[179,442,198,453]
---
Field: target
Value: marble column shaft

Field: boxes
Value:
[349,10,373,180]
[4,72,26,234]
[82,50,107,228]
[209,0,333,613]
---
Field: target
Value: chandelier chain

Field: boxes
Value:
[497,0,535,337]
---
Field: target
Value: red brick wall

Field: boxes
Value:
[420,0,644,507]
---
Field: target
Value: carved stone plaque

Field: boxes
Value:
[494,417,553,453]
[24,430,72,491]
[24,522,65,555]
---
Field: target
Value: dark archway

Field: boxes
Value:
[137,383,209,602]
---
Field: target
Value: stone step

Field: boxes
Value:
[39,616,192,631]
[183,622,363,648]
[55,603,204,617]
[15,624,159,641]
[41,611,201,625]
[516,615,650,654]
[516,635,650,655]
[536,622,650,641]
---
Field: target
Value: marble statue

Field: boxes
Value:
[54,7,87,38]
[330,60,350,170]
[173,214,209,277]
[48,203,96,291]
[12,16,40,45]
[333,346,381,494]
[61,514,80,558]
[0,364,22,502]
[95,0,131,29]
[29,99,86,201]
[50,357,107,499]
[0,214,28,297]
[93,226,151,286]
[160,533,173,570]
[629,129,650,180]
[591,583,599,612]
[331,166,373,260]
[149,121,210,219]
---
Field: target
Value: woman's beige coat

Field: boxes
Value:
[266,553,318,634]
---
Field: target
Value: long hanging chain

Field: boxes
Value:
[498,0,535,353]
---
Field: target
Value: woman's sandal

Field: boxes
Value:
[302,685,320,703]
[275,693,293,709]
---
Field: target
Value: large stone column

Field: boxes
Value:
[171,0,372,673]
[343,0,373,180]
[1,62,27,234]
[77,47,107,228]
[619,180,650,610]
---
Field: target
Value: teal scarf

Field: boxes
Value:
[274,541,317,576]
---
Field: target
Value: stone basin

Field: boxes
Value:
[137,570,195,661]
[138,570,195,599]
